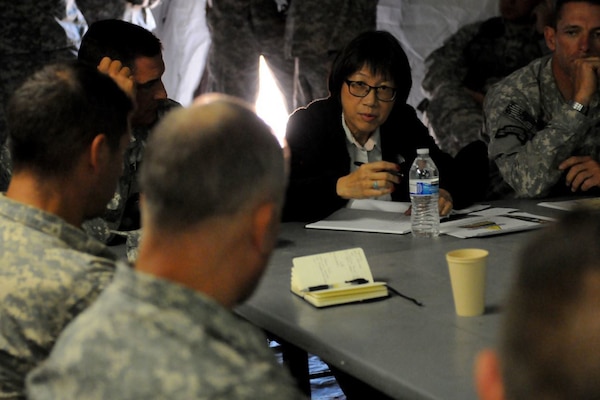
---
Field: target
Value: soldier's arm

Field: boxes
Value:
[422,23,484,154]
[485,82,591,198]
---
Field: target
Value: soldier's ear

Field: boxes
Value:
[474,349,505,400]
[88,133,110,174]
[544,26,557,52]
[251,201,278,256]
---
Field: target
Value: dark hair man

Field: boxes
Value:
[485,0,600,199]
[422,0,546,156]
[0,61,133,399]
[78,19,180,239]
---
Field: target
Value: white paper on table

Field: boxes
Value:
[469,207,519,217]
[451,204,490,215]
[307,200,412,234]
[538,197,600,211]
[440,212,554,238]
[305,207,412,235]
[346,199,410,213]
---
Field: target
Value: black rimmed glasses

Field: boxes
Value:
[345,80,397,102]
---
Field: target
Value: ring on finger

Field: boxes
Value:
[373,181,379,190]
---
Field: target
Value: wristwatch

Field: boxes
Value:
[569,100,589,115]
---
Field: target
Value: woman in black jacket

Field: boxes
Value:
[283,30,459,222]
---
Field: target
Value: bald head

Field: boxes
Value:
[139,94,286,232]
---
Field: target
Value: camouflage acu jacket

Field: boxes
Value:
[27,263,307,400]
[484,55,600,198]
[0,194,116,400]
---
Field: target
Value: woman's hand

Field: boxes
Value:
[336,161,401,199]
[404,188,453,217]
[438,189,453,216]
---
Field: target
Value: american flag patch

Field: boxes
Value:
[503,102,536,131]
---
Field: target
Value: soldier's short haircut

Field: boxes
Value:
[328,30,412,105]
[78,19,162,70]
[6,61,133,175]
[501,209,600,399]
[140,95,286,232]
[552,0,600,26]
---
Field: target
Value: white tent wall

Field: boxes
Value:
[152,0,499,109]
[378,0,498,107]
[151,0,210,107]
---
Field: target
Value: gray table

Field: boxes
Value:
[235,200,566,399]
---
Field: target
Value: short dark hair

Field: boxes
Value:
[140,95,286,232]
[551,0,600,26]
[501,209,600,399]
[78,19,162,69]
[328,30,412,104]
[6,61,133,175]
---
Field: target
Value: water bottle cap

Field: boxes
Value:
[417,148,429,155]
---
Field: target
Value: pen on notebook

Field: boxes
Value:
[305,278,369,292]
[354,161,403,177]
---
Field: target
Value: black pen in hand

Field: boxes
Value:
[354,161,403,177]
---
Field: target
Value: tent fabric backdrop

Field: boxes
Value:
[153,0,499,109]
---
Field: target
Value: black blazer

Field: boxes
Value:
[283,97,459,222]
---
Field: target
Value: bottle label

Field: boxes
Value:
[409,178,439,195]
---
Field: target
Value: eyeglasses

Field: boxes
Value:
[345,80,397,102]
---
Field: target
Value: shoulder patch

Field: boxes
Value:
[495,125,531,144]
[503,102,536,131]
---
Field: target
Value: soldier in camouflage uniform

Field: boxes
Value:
[26,94,306,400]
[0,0,145,191]
[77,20,180,242]
[422,0,547,156]
[202,1,376,112]
[0,3,77,192]
[76,0,128,25]
[0,61,133,400]
[283,0,377,109]
[0,1,162,193]
[484,0,600,199]
[204,0,295,113]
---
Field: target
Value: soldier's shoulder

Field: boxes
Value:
[488,56,549,98]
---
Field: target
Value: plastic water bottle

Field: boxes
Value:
[409,148,440,237]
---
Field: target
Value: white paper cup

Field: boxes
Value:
[446,248,488,317]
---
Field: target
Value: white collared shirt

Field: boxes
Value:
[342,113,391,201]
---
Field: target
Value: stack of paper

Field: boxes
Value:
[304,200,412,234]
[440,212,554,238]
[304,200,554,238]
